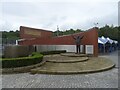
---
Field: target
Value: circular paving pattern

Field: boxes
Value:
[30,54,115,74]
[44,54,88,63]
[61,53,88,57]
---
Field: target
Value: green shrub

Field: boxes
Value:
[0,53,43,68]
[0,50,66,68]
[31,52,41,56]
[40,50,66,55]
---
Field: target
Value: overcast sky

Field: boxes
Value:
[0,0,119,31]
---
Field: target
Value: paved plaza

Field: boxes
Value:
[1,50,119,88]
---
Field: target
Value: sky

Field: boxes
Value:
[0,0,119,31]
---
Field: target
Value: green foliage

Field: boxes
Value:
[1,52,43,68]
[98,25,120,41]
[2,30,20,44]
[53,28,83,36]
[2,30,19,38]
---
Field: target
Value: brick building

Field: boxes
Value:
[18,26,98,56]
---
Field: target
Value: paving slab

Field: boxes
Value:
[31,56,115,74]
[45,54,88,63]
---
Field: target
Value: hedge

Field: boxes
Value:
[40,50,66,55]
[0,52,43,68]
[0,50,66,68]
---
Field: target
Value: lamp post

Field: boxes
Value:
[6,38,8,45]
[57,25,59,36]
[94,23,98,28]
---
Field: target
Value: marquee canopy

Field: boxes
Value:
[98,36,118,44]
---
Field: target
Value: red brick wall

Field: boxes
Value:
[19,27,98,56]
[20,26,53,39]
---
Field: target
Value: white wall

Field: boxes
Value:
[35,45,84,53]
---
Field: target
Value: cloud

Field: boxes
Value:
[1,0,119,31]
[1,0,119,3]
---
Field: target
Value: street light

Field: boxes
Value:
[57,25,59,36]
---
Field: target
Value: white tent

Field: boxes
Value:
[98,37,104,44]
[98,36,111,53]
[106,37,113,44]
[106,37,118,44]
[98,37,107,53]
[113,40,118,44]
[99,36,108,44]
[98,36,118,53]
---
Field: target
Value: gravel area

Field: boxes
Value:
[1,50,119,88]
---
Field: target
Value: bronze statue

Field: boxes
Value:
[72,35,84,54]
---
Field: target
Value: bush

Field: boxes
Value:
[40,50,66,55]
[0,52,43,68]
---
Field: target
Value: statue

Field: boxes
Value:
[72,34,84,54]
